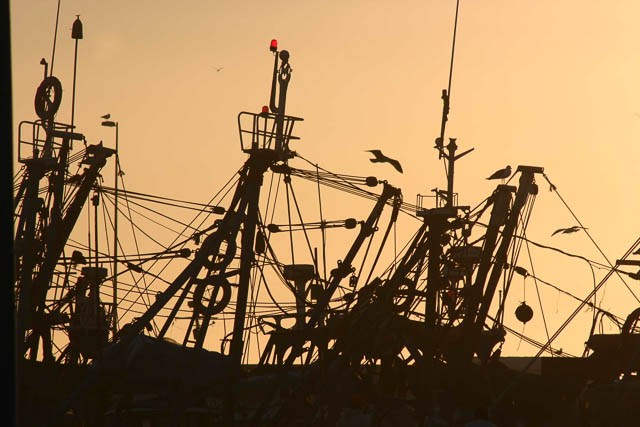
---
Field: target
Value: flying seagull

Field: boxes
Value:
[366,150,403,173]
[214,67,223,72]
[101,113,110,119]
[486,165,511,181]
[551,225,587,236]
[562,225,587,234]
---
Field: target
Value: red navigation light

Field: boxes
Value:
[270,39,278,52]
[261,105,269,114]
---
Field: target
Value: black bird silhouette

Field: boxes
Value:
[71,250,87,265]
[486,165,512,181]
[552,225,587,236]
[563,226,587,234]
[366,150,403,173]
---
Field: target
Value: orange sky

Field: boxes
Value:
[11,1,640,358]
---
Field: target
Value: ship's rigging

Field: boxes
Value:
[12,6,639,426]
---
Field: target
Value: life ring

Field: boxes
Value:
[390,278,416,313]
[34,76,63,120]
[203,236,237,270]
[191,275,232,316]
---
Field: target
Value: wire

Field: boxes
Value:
[294,154,421,218]
[523,228,551,345]
[542,172,639,303]
[101,185,223,214]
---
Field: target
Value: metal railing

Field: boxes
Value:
[18,120,77,162]
[237,111,303,152]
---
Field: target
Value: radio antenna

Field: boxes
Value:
[433,0,473,207]
[50,0,62,76]
[436,0,461,156]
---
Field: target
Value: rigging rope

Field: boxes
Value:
[542,172,639,303]
[493,235,640,408]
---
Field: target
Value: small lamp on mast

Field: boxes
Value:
[72,15,83,39]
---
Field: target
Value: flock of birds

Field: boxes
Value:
[366,149,512,183]
[366,151,585,238]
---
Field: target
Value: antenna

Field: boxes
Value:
[50,0,62,76]
[433,0,473,208]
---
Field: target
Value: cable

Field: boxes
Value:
[542,172,639,303]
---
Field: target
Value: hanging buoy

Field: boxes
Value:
[515,302,533,323]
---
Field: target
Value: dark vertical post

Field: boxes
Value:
[93,193,99,269]
[424,216,444,361]
[112,123,119,334]
[421,207,455,390]
[446,138,457,207]
[70,16,83,128]
[229,172,261,369]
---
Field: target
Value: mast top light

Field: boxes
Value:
[270,39,278,52]
[72,15,83,40]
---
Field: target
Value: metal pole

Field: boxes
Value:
[71,16,83,128]
[71,38,79,128]
[50,0,61,76]
[94,193,99,269]
[113,123,119,334]
[446,138,457,207]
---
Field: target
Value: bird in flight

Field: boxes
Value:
[486,165,511,181]
[214,67,223,72]
[551,225,587,236]
[366,150,403,173]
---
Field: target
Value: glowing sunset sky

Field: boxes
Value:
[11,1,639,357]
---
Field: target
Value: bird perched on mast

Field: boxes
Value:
[366,150,403,173]
[486,165,511,181]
